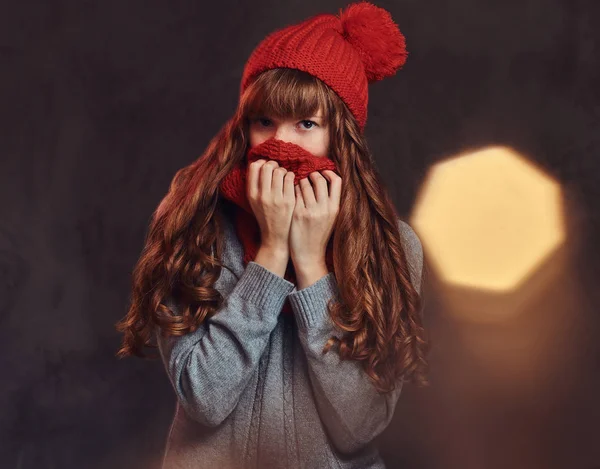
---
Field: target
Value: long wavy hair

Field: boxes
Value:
[115,68,430,393]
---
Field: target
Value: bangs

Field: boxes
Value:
[240,68,332,121]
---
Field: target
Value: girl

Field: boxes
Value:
[115,2,429,468]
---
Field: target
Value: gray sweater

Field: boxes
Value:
[155,207,424,469]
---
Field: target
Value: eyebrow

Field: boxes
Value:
[251,114,325,121]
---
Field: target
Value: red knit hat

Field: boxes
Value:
[240,1,408,132]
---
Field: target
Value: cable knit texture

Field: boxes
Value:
[219,137,340,315]
[155,202,424,468]
[240,1,409,131]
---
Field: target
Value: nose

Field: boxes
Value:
[273,124,297,145]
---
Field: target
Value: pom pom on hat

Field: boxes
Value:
[337,1,408,82]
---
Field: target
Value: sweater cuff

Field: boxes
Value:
[287,272,340,330]
[234,261,296,312]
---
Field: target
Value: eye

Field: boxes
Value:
[299,120,318,130]
[256,117,272,127]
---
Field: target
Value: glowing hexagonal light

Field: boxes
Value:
[411,146,565,292]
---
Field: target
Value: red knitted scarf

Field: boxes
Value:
[219,137,339,314]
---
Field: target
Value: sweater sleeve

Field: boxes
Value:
[155,261,296,427]
[287,220,424,454]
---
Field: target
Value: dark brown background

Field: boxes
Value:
[1,0,599,468]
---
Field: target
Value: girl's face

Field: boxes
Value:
[248,111,330,158]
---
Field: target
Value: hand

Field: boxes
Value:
[247,159,296,253]
[289,170,341,270]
